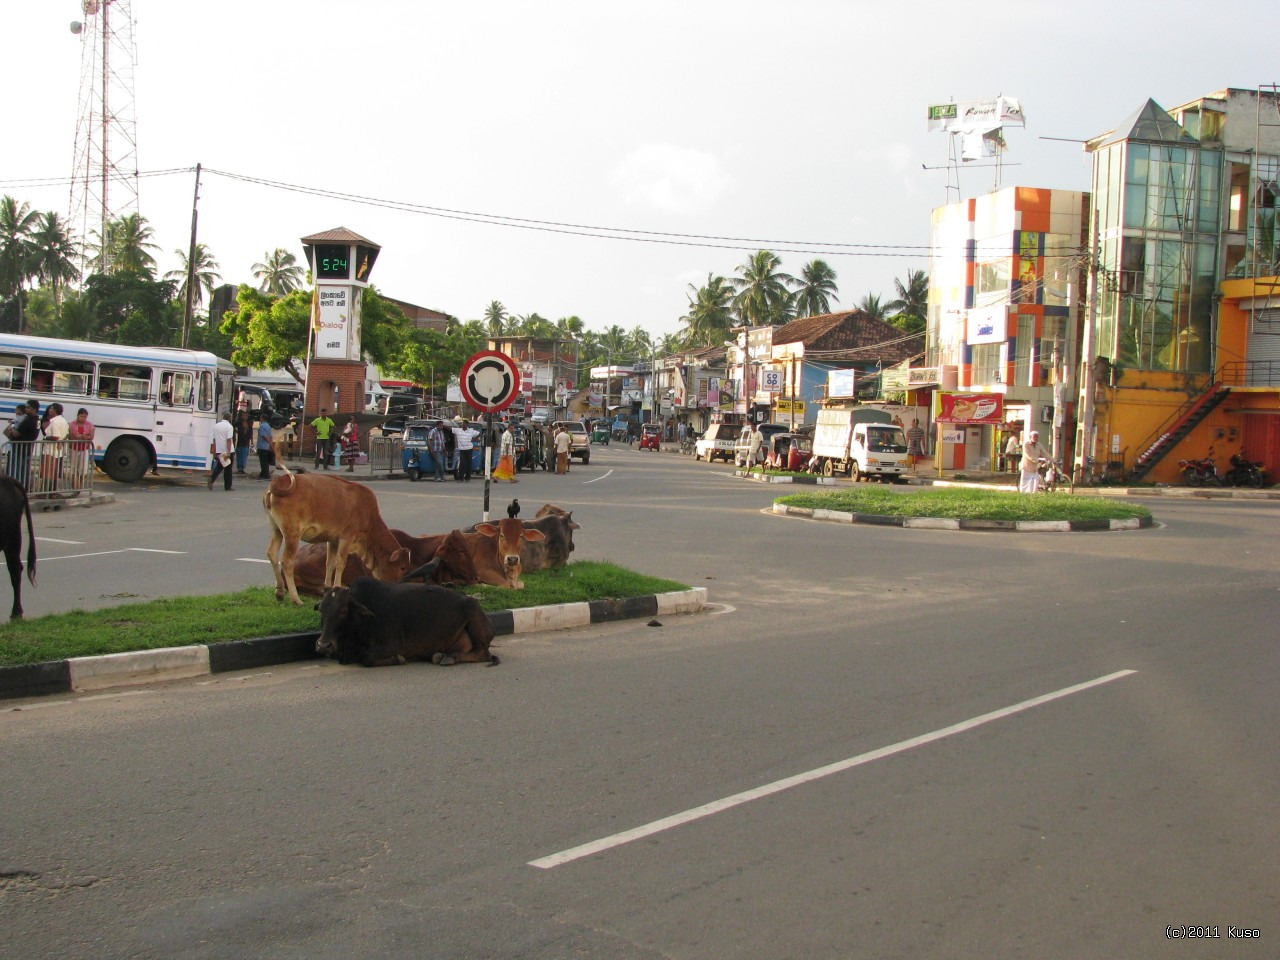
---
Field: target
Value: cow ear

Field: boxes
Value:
[475,523,497,537]
[523,529,546,542]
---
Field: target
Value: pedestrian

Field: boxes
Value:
[5,401,39,489]
[453,418,476,482]
[1019,430,1050,493]
[67,407,95,488]
[256,415,275,480]
[208,412,235,490]
[746,423,763,468]
[554,424,572,475]
[234,409,253,475]
[281,417,298,460]
[1004,430,1023,475]
[493,423,519,482]
[311,408,335,470]
[426,420,446,482]
[906,418,926,472]
[340,415,360,472]
[40,402,70,494]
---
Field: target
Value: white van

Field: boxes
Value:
[694,423,737,463]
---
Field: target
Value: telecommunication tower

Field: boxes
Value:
[68,0,140,272]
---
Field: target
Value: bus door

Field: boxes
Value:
[159,369,201,465]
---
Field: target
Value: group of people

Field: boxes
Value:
[2,399,96,493]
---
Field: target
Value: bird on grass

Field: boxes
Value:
[507,498,520,519]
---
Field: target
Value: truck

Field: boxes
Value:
[811,407,909,481]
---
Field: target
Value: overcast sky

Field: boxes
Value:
[3,1,1277,342]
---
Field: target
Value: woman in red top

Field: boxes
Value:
[66,408,95,487]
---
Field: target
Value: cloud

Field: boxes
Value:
[611,143,735,214]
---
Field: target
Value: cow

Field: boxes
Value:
[0,477,37,620]
[315,577,498,667]
[263,468,411,605]
[290,529,479,597]
[465,503,578,573]
[468,517,544,589]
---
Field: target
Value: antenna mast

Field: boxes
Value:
[68,0,140,274]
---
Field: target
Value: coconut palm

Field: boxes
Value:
[0,195,39,331]
[555,314,584,341]
[91,212,159,276]
[679,273,736,347]
[30,212,81,318]
[857,293,888,321]
[483,300,508,337]
[886,268,928,322]
[252,248,305,295]
[164,243,222,309]
[731,250,794,326]
[791,259,839,317]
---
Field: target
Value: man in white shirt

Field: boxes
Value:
[209,412,235,490]
[1019,430,1050,493]
[40,402,71,494]
[453,418,477,482]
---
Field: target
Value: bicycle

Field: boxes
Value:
[1072,456,1109,488]
[1037,458,1074,494]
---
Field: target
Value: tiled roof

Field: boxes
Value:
[773,310,922,364]
[299,226,381,248]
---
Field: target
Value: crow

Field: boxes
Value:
[506,498,520,519]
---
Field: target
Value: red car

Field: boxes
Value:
[639,423,662,450]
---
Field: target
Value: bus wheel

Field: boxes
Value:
[103,437,150,483]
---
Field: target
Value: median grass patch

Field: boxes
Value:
[0,561,689,667]
[776,485,1152,522]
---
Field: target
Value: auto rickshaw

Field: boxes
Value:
[765,432,813,472]
[639,422,662,451]
[591,420,611,445]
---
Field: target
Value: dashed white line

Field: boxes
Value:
[529,669,1138,869]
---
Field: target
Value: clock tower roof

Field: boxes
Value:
[300,226,381,249]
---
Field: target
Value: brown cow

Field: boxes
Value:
[291,529,479,597]
[469,518,544,589]
[263,468,411,605]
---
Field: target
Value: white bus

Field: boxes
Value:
[0,333,237,483]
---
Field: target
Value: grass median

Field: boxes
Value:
[0,561,689,667]
[776,485,1153,522]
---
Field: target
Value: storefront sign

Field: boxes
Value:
[907,366,940,386]
[936,392,1003,423]
[966,305,1007,345]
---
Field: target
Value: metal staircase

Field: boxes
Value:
[1128,383,1231,481]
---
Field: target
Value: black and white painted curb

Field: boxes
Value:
[772,502,1154,532]
[0,588,708,702]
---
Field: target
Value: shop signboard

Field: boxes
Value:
[936,392,1003,423]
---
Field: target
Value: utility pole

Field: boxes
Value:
[1075,220,1100,479]
[181,162,202,348]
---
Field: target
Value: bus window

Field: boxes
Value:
[98,363,153,401]
[161,371,194,405]
[0,354,26,390]
[198,371,214,411]
[31,357,92,396]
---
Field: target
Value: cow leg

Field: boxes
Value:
[266,522,286,601]
[325,541,352,590]
[4,543,22,620]
[280,537,304,605]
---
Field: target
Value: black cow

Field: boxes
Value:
[0,477,37,619]
[314,577,498,667]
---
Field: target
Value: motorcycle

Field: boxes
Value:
[1178,451,1223,486]
[1224,451,1266,488]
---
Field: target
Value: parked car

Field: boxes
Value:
[734,423,790,467]
[552,421,591,464]
[694,423,737,463]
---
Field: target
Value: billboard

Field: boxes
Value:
[936,392,1004,424]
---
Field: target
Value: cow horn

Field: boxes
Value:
[351,597,375,617]
[400,557,442,583]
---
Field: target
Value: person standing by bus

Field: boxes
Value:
[40,403,70,494]
[234,409,253,476]
[67,408,95,488]
[208,413,235,490]
[311,408,335,470]
[256,416,275,480]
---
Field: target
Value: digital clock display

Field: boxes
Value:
[314,244,352,279]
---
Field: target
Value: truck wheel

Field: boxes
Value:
[821,458,834,478]
[851,463,862,483]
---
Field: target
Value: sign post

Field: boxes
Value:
[460,351,521,521]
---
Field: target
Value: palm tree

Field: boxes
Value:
[252,248,305,295]
[857,293,888,321]
[164,243,222,309]
[627,326,653,356]
[791,259,839,317]
[91,212,159,276]
[886,268,928,322]
[483,300,508,337]
[679,274,736,347]
[0,195,39,332]
[30,212,81,319]
[731,250,794,326]
[555,315,584,341]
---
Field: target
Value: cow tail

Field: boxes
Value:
[21,486,36,586]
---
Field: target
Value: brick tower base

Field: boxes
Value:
[302,359,365,458]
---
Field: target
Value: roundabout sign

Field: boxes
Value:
[460,350,521,413]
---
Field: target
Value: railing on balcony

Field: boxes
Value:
[1220,360,1280,387]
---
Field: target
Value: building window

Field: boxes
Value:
[971,343,1002,385]
[1014,316,1035,385]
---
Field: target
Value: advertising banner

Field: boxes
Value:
[313,286,351,359]
[936,392,1003,424]
[966,305,1008,345]
[927,96,1025,133]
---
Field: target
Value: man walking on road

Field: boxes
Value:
[208,412,235,490]
[454,418,476,482]
[311,408,335,470]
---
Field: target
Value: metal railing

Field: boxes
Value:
[0,439,97,500]
[367,437,404,475]
[1220,360,1280,387]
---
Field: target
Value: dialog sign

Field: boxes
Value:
[460,350,521,413]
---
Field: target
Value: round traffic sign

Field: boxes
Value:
[460,350,521,413]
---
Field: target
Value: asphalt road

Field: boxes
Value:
[2,445,1277,959]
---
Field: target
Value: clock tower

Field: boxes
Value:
[300,227,380,431]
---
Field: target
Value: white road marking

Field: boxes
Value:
[35,537,85,545]
[37,547,189,562]
[237,558,272,564]
[584,470,613,483]
[128,548,186,554]
[7,689,151,711]
[529,669,1138,870]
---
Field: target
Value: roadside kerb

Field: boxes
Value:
[772,502,1155,533]
[0,588,709,702]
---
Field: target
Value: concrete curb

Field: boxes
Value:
[0,588,709,702]
[771,502,1155,533]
